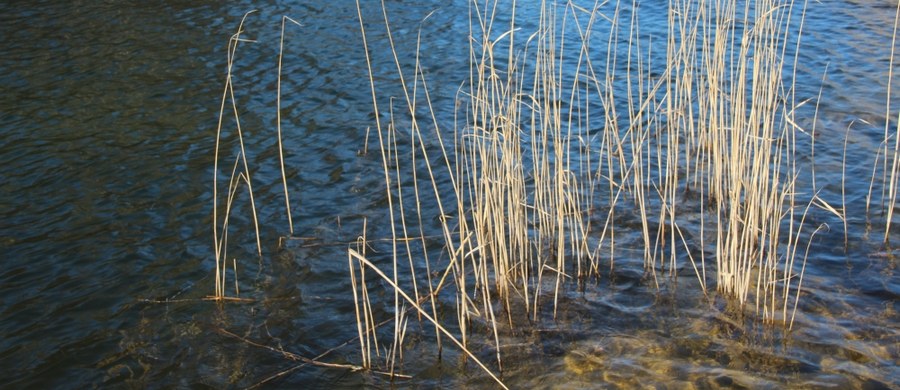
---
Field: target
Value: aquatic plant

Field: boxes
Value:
[347,0,830,381]
[877,1,900,242]
[210,11,263,300]
[209,13,302,301]
[195,0,900,386]
[201,0,899,383]
[276,15,302,237]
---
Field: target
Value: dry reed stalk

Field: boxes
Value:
[407,27,449,354]
[216,326,413,389]
[357,0,467,372]
[354,0,405,374]
[653,0,818,324]
[276,16,302,236]
[348,218,379,369]
[842,123,851,248]
[349,249,509,390]
[883,0,900,242]
[212,11,263,299]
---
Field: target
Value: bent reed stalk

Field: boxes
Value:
[350,0,823,377]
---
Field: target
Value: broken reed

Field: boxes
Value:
[351,0,825,378]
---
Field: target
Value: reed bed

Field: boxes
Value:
[203,0,899,385]
[348,0,827,381]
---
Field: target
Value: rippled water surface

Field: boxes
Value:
[1,0,897,388]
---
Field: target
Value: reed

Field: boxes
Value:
[349,0,823,376]
[211,11,263,299]
[881,1,900,242]
[208,12,302,301]
[193,0,900,385]
[347,219,379,370]
[276,16,302,237]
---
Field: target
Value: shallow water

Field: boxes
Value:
[1,0,897,388]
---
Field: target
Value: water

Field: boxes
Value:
[1,0,897,388]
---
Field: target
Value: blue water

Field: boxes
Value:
[1,0,897,388]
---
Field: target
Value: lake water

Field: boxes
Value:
[1,0,897,388]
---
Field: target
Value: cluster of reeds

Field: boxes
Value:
[209,12,299,300]
[198,0,900,386]
[872,1,900,242]
[210,11,262,300]
[347,0,832,381]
